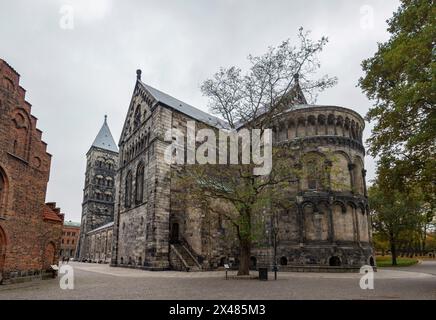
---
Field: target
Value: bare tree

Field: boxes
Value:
[178,28,336,276]
[201,28,336,130]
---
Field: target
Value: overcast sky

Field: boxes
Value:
[1,0,400,222]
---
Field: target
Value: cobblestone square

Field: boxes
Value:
[0,261,435,300]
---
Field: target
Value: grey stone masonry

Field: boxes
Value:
[111,71,374,272]
[76,118,119,261]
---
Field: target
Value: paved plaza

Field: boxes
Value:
[0,261,435,300]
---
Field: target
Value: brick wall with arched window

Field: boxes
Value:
[0,168,7,217]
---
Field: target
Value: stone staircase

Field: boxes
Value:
[170,243,202,272]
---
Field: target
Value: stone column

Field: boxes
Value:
[352,204,361,244]
[327,196,335,243]
[296,196,305,245]
[111,163,123,266]
[348,163,355,193]
[367,210,372,243]
[362,169,368,197]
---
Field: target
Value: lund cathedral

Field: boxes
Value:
[77,70,374,271]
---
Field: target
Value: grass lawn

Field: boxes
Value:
[376,256,419,267]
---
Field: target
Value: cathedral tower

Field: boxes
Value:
[76,116,118,261]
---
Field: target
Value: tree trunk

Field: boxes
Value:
[238,238,251,276]
[390,238,398,266]
[407,243,412,257]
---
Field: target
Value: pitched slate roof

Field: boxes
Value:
[92,116,118,152]
[139,81,229,129]
[138,74,312,130]
[64,220,81,228]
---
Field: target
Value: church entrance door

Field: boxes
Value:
[170,223,179,243]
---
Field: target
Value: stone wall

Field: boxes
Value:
[112,84,167,269]
[85,222,113,263]
[112,77,374,272]
[77,146,118,260]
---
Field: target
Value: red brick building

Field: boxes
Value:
[60,221,80,260]
[0,58,64,284]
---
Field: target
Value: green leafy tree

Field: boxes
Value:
[369,185,421,265]
[359,0,436,200]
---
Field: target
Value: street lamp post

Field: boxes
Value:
[271,210,279,280]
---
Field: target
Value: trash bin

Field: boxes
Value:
[258,267,268,281]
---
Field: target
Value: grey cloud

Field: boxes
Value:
[0,0,400,221]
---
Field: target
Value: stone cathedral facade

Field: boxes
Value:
[76,117,118,262]
[110,70,374,272]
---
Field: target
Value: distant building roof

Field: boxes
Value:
[64,221,81,228]
[91,116,118,153]
[42,204,64,223]
[87,221,114,234]
[139,81,229,129]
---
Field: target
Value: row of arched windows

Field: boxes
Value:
[96,159,115,171]
[122,132,151,165]
[94,190,113,202]
[134,104,148,129]
[94,175,113,187]
[125,103,149,137]
[125,163,146,208]
[273,113,363,143]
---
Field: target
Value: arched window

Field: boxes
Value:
[95,175,102,185]
[330,153,352,192]
[329,256,341,266]
[106,177,113,187]
[280,256,288,266]
[105,193,112,202]
[307,115,316,136]
[305,157,324,190]
[307,160,318,190]
[11,112,30,160]
[135,163,144,204]
[0,170,6,216]
[125,171,132,208]
[95,191,102,200]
